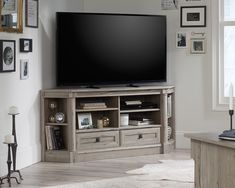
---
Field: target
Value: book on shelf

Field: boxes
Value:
[81,105,107,109]
[79,102,107,109]
[129,117,152,121]
[129,119,154,126]
[124,100,142,105]
[45,126,65,150]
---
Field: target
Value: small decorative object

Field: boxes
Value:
[120,114,129,127]
[48,101,57,110]
[97,119,103,129]
[20,59,29,80]
[0,40,15,73]
[4,134,14,144]
[55,112,65,123]
[77,113,92,129]
[190,38,205,54]
[102,116,110,127]
[48,101,57,123]
[26,0,39,28]
[180,6,206,27]
[176,32,187,48]
[20,39,32,52]
[9,106,19,115]
[48,115,56,123]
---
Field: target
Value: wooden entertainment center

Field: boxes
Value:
[41,86,175,162]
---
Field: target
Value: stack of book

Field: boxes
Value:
[79,102,107,109]
[45,126,65,150]
[129,118,154,126]
[219,129,235,141]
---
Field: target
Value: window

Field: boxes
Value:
[213,0,235,110]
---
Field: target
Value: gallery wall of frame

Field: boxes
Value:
[161,0,207,55]
[0,0,38,81]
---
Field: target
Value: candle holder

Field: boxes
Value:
[218,109,235,140]
[1,143,20,187]
[8,112,23,182]
[229,110,234,130]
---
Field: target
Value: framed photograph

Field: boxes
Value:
[20,38,32,52]
[176,32,187,48]
[25,0,39,28]
[190,38,205,54]
[20,59,29,79]
[0,40,15,73]
[180,6,206,27]
[77,113,93,129]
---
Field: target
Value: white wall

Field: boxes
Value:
[83,0,228,148]
[0,0,84,176]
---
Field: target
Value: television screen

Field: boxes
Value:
[56,12,167,87]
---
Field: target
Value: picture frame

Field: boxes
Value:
[25,0,39,28]
[20,38,33,52]
[20,59,29,80]
[190,38,205,54]
[176,32,187,48]
[0,40,15,73]
[77,113,93,129]
[180,6,206,27]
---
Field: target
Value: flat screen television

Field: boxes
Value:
[56,12,167,87]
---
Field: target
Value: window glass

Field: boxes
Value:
[224,0,235,21]
[224,26,235,96]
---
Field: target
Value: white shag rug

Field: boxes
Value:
[43,159,194,188]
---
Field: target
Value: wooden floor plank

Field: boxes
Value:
[0,149,190,188]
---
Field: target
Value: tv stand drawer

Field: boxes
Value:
[120,128,160,147]
[76,131,119,151]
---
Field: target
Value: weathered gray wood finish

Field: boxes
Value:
[185,133,235,188]
[41,86,175,162]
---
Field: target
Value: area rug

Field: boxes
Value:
[43,160,194,188]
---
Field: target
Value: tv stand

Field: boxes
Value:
[41,86,175,162]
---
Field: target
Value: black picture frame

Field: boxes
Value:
[25,0,39,28]
[20,38,33,52]
[0,40,16,73]
[180,6,206,27]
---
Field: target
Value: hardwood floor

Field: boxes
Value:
[1,150,190,188]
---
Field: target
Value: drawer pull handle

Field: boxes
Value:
[138,134,143,139]
[96,138,100,142]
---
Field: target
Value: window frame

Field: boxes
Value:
[212,0,235,110]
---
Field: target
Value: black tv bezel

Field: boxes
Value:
[56,12,167,87]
